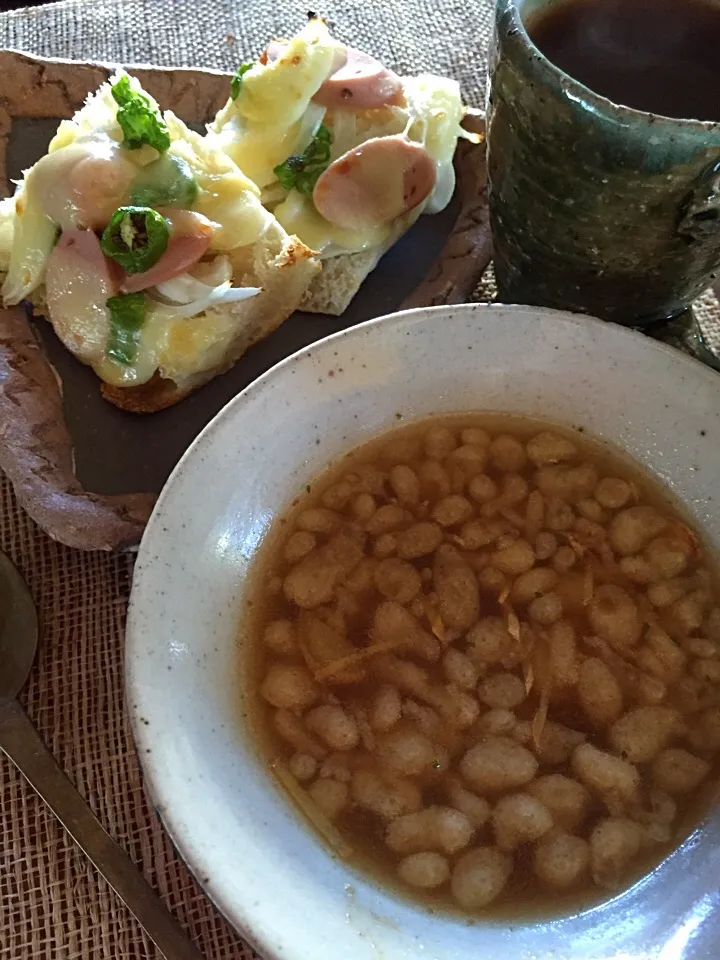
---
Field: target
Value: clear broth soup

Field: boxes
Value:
[243,414,720,917]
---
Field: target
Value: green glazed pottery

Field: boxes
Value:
[488,0,720,331]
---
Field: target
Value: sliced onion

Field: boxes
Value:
[424,160,456,214]
[2,186,57,305]
[294,102,327,156]
[153,255,233,305]
[150,280,262,320]
[326,110,358,159]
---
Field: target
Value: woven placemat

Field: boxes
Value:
[0,2,718,959]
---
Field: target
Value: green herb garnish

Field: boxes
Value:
[129,154,198,208]
[273,124,332,196]
[106,292,146,365]
[230,62,254,101]
[100,206,169,274]
[111,75,171,152]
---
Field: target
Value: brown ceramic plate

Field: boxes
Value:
[0,51,491,551]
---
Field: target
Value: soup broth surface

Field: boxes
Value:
[245,414,720,916]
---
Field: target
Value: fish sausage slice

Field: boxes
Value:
[121,209,214,293]
[313,47,404,109]
[265,40,403,109]
[313,135,436,232]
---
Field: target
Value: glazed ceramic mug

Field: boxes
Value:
[487,0,720,362]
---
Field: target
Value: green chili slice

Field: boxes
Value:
[106,292,146,365]
[273,124,332,196]
[129,154,198,208]
[230,62,254,101]
[100,206,169,274]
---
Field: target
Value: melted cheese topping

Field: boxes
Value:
[149,305,250,383]
[209,18,338,188]
[238,21,341,127]
[1,72,278,389]
[272,75,463,257]
[164,114,272,250]
[207,106,326,192]
[85,279,264,388]
[273,189,390,257]
[89,292,264,388]
[210,21,465,258]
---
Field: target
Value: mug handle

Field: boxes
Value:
[644,309,720,372]
[643,161,720,371]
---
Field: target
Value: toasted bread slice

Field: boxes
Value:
[100,225,319,411]
[298,214,420,316]
[299,248,383,316]
[22,223,319,414]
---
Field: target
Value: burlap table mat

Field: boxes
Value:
[0,2,718,959]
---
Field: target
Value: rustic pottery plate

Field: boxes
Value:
[0,52,490,550]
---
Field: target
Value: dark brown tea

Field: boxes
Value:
[527,0,720,122]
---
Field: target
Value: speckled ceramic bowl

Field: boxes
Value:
[126,304,720,960]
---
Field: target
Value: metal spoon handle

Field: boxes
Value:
[0,698,205,960]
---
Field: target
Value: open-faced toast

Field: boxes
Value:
[0,73,320,412]
[0,21,480,410]
[0,48,490,550]
[209,18,476,316]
